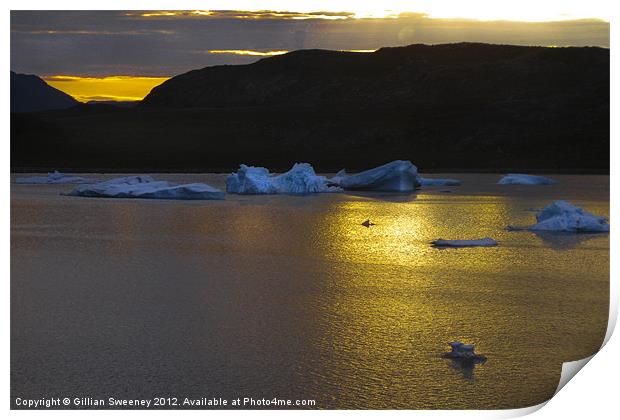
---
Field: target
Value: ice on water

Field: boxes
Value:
[529,200,609,233]
[331,160,420,192]
[15,170,95,184]
[226,160,458,194]
[68,175,225,200]
[418,177,462,187]
[431,238,498,247]
[226,163,341,194]
[498,174,557,185]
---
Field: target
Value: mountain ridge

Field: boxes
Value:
[141,42,608,111]
[11,71,78,113]
[11,43,609,173]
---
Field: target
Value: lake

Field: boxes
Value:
[10,173,609,409]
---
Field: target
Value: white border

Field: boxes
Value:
[4,1,616,418]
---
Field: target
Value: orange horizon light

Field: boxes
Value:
[43,75,171,102]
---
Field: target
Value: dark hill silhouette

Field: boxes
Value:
[11,71,78,113]
[11,43,609,173]
[142,43,608,112]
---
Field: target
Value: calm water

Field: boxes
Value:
[11,173,609,409]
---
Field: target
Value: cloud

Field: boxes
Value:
[123,10,355,20]
[11,29,175,36]
[11,10,609,79]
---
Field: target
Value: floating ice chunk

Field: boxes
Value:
[273,163,341,194]
[529,200,609,232]
[15,170,95,184]
[226,166,276,194]
[418,177,462,186]
[331,169,348,184]
[67,175,224,200]
[331,160,420,192]
[431,238,498,247]
[442,342,487,363]
[227,163,341,195]
[498,174,557,185]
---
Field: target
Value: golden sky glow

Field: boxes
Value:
[125,10,353,20]
[44,75,170,102]
[126,11,215,18]
[208,50,289,57]
[340,49,377,53]
[209,49,376,56]
[126,1,609,22]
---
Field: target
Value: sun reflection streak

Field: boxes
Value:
[298,193,519,407]
[316,194,511,273]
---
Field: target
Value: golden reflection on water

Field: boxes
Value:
[298,193,607,408]
[318,194,510,271]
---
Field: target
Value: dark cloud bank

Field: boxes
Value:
[10,10,609,77]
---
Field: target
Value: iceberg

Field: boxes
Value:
[431,238,498,247]
[226,163,341,194]
[331,160,420,192]
[15,170,95,184]
[418,177,462,186]
[67,175,225,200]
[498,174,557,185]
[528,200,609,233]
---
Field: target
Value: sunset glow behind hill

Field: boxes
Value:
[43,75,170,102]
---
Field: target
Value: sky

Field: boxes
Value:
[10,4,610,102]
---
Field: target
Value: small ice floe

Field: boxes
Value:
[330,160,420,192]
[528,200,609,233]
[67,175,225,200]
[417,177,462,187]
[497,174,557,185]
[226,163,341,194]
[15,170,95,184]
[361,219,375,227]
[431,238,498,247]
[442,342,487,364]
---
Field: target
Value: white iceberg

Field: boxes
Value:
[15,170,95,184]
[498,174,557,185]
[418,177,462,186]
[528,201,609,232]
[431,238,498,247]
[226,163,341,194]
[67,175,225,200]
[331,160,420,192]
